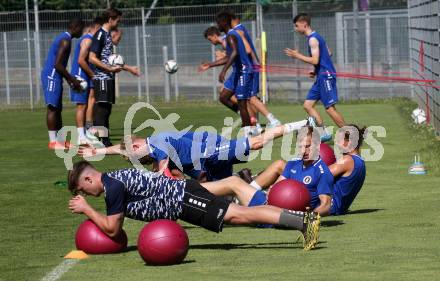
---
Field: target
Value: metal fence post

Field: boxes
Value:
[141,7,150,103]
[353,0,360,99]
[211,43,217,101]
[385,15,393,96]
[135,26,142,100]
[34,0,41,102]
[3,32,10,105]
[25,0,34,109]
[163,46,170,102]
[365,12,372,76]
[171,24,179,101]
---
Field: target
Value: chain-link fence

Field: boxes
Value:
[408,0,440,135]
[0,1,411,109]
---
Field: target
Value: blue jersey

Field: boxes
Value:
[42,32,72,80]
[282,158,334,209]
[307,31,336,77]
[226,29,253,73]
[233,23,259,63]
[331,155,366,215]
[70,33,94,80]
[102,169,186,221]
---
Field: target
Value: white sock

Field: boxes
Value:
[48,131,57,142]
[77,127,85,139]
[250,180,262,190]
[284,120,308,133]
[267,113,276,123]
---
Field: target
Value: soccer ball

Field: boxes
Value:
[76,76,88,91]
[411,108,426,124]
[165,60,178,74]
[108,54,125,67]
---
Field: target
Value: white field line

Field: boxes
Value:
[41,259,79,281]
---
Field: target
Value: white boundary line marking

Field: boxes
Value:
[41,259,79,281]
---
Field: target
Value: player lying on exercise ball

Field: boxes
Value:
[78,120,307,182]
[236,125,367,216]
[67,160,320,250]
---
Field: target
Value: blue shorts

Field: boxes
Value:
[42,74,63,109]
[204,137,250,181]
[234,72,253,100]
[70,75,91,104]
[306,74,338,108]
[251,71,259,97]
[223,70,237,93]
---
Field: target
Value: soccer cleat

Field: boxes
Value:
[306,116,332,142]
[266,119,282,129]
[48,141,71,150]
[320,133,332,143]
[306,116,318,127]
[236,168,253,184]
[302,208,321,251]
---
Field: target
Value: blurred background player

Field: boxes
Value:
[285,13,346,142]
[200,24,281,132]
[41,18,84,150]
[67,160,320,250]
[89,8,139,147]
[70,17,103,144]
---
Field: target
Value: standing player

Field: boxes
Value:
[41,18,84,150]
[67,160,320,250]
[70,17,102,144]
[89,8,140,147]
[284,13,346,142]
[200,24,281,131]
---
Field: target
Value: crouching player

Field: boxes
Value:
[241,125,367,216]
[67,160,320,250]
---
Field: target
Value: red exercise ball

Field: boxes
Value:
[137,219,189,265]
[268,179,311,211]
[320,143,336,166]
[75,219,127,254]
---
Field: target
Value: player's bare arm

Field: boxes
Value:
[284,37,320,66]
[78,38,95,78]
[219,35,239,82]
[329,154,355,177]
[55,39,81,90]
[89,51,122,73]
[314,194,331,216]
[122,64,141,76]
[69,195,124,237]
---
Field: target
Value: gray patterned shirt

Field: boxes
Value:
[102,169,186,221]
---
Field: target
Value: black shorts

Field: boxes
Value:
[179,180,230,233]
[93,79,115,104]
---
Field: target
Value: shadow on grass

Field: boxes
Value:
[190,241,326,250]
[122,245,138,253]
[144,260,196,266]
[346,208,384,215]
[321,220,345,227]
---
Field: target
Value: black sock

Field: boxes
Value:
[278,209,304,231]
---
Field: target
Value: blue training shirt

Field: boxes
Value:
[331,154,366,215]
[233,23,259,62]
[282,158,334,209]
[70,33,94,80]
[41,32,72,80]
[307,31,336,77]
[226,29,253,73]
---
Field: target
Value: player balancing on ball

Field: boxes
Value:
[67,160,320,250]
[232,125,367,217]
[78,120,307,182]
[41,18,85,150]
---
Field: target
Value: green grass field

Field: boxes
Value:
[1,99,440,281]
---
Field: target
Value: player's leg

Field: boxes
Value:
[304,100,323,125]
[238,99,251,127]
[219,88,239,113]
[326,105,346,128]
[200,176,257,206]
[71,85,89,144]
[85,88,95,130]
[249,159,286,190]
[249,96,282,128]
[93,79,115,147]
